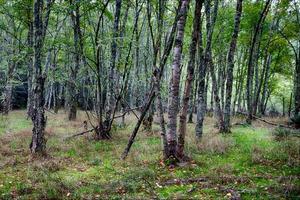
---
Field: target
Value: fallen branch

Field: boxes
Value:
[236,111,293,129]
[64,128,95,140]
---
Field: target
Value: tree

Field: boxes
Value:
[67,0,83,120]
[30,0,53,154]
[177,0,204,158]
[246,0,271,124]
[223,0,243,133]
[166,0,190,162]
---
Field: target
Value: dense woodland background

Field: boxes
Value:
[0,0,299,199]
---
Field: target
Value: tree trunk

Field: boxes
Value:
[282,97,285,117]
[259,55,271,115]
[195,0,214,138]
[166,0,190,162]
[27,21,34,118]
[294,57,300,117]
[30,0,51,155]
[246,0,271,124]
[223,0,243,133]
[68,0,82,120]
[288,92,292,117]
[3,81,13,115]
[177,0,203,158]
[108,0,122,119]
[204,0,225,132]
[209,58,225,132]
[3,61,15,115]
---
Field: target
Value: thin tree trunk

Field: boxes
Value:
[205,0,225,132]
[258,54,271,115]
[177,0,203,158]
[27,21,34,118]
[294,56,300,117]
[209,58,225,131]
[166,0,190,162]
[68,0,82,120]
[288,92,292,117]
[108,0,122,119]
[195,0,213,138]
[282,97,285,117]
[223,0,243,133]
[246,0,271,123]
[3,60,15,115]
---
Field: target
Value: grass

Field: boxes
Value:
[0,110,299,199]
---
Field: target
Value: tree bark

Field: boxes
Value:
[204,0,225,132]
[177,0,203,158]
[3,60,15,115]
[27,20,34,118]
[166,0,190,162]
[294,56,300,117]
[195,0,213,138]
[209,57,225,131]
[223,0,243,133]
[289,92,292,117]
[68,0,82,120]
[246,0,271,124]
[259,53,270,115]
[30,0,52,155]
[108,0,122,119]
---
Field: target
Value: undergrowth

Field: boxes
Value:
[0,111,299,199]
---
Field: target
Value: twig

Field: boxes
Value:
[113,106,142,120]
[121,99,140,120]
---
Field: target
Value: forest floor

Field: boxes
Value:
[0,110,299,199]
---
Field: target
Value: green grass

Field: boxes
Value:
[0,111,299,199]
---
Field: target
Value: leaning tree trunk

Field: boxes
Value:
[166,0,190,162]
[177,0,203,159]
[223,0,243,133]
